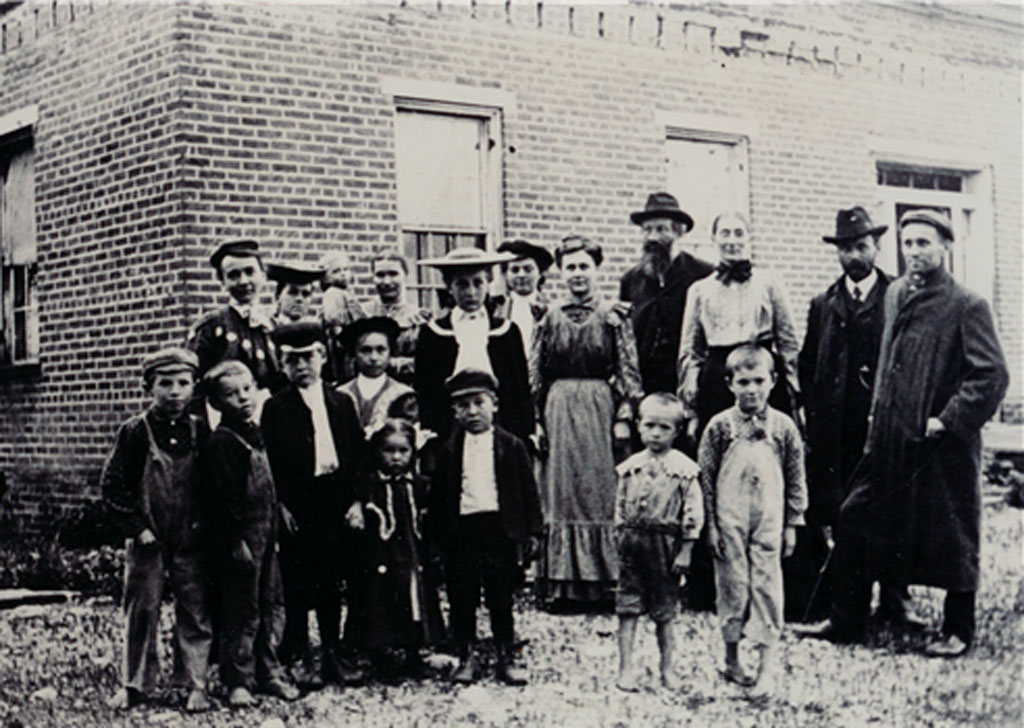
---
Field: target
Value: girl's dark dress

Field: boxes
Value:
[362,471,444,650]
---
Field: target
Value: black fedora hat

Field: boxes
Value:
[629,192,694,231]
[496,239,554,273]
[823,206,888,244]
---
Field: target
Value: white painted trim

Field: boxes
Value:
[380,77,517,114]
[868,134,995,170]
[0,105,38,138]
[657,109,759,140]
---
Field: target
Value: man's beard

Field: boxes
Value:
[640,241,671,279]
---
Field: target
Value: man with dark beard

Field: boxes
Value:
[619,193,714,398]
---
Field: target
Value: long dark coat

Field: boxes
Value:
[413,313,534,442]
[798,270,890,526]
[857,270,1007,591]
[619,252,715,394]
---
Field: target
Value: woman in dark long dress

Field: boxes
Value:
[529,236,643,607]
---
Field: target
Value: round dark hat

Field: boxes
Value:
[340,316,401,353]
[629,192,694,231]
[899,208,953,241]
[271,319,326,352]
[266,261,325,286]
[444,368,499,399]
[142,347,198,381]
[822,206,888,244]
[209,238,261,270]
[496,239,554,273]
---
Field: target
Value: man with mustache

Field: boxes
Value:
[619,192,714,399]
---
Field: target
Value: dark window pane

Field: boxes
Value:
[938,174,963,192]
[13,266,26,308]
[886,169,910,187]
[912,172,936,189]
[14,310,26,361]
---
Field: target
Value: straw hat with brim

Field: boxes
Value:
[417,247,515,270]
[266,262,326,286]
[629,192,694,231]
[822,206,888,244]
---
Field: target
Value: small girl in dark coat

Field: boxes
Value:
[356,419,444,682]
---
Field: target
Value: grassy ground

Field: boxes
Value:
[0,504,1020,727]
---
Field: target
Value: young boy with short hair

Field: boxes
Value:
[698,344,806,693]
[203,360,299,706]
[427,369,543,685]
[102,347,213,712]
[614,392,703,692]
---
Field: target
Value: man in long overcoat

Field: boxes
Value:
[619,192,714,397]
[802,209,1008,657]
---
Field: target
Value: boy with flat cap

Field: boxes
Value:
[260,321,367,685]
[188,239,282,405]
[427,369,543,685]
[102,347,213,712]
[414,247,535,443]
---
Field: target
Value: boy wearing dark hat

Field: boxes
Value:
[202,359,299,706]
[413,247,535,443]
[427,368,543,685]
[336,316,414,438]
[188,239,281,405]
[495,239,553,358]
[260,321,367,686]
[619,192,714,396]
[102,347,213,712]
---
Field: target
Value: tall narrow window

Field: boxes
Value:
[1,131,38,366]
[394,103,502,310]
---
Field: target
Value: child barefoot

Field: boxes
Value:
[102,348,213,712]
[356,419,444,682]
[698,345,806,693]
[614,393,703,692]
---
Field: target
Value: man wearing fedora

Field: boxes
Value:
[619,192,714,397]
[796,207,918,624]
[800,208,1008,657]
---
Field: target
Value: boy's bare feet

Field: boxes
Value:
[228,686,257,707]
[615,671,641,692]
[107,687,144,710]
[660,670,684,691]
[261,677,300,701]
[721,663,755,688]
[185,688,211,712]
[451,654,479,684]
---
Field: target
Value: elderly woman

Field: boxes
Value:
[675,211,802,614]
[530,236,643,607]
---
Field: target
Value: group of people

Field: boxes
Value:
[99,191,1009,711]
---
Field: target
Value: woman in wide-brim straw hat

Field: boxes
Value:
[529,235,643,608]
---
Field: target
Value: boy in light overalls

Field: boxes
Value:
[102,347,213,712]
[697,344,806,693]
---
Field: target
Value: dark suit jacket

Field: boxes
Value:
[798,269,890,524]
[619,251,715,394]
[261,381,365,538]
[427,426,543,555]
[413,312,534,442]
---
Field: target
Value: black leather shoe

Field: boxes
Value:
[322,652,366,685]
[495,646,528,686]
[794,620,862,645]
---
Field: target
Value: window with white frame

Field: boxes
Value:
[665,130,750,261]
[1,128,38,366]
[394,101,503,310]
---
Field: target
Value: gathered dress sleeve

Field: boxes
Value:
[767,276,801,399]
[528,308,550,416]
[609,308,642,421]
[677,284,707,414]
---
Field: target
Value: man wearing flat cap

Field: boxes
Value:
[495,239,554,359]
[802,208,1008,658]
[619,192,715,396]
[187,239,282,404]
[413,247,534,443]
[260,321,367,685]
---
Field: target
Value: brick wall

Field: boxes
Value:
[0,0,1020,532]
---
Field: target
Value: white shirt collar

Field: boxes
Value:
[355,373,387,400]
[452,307,487,324]
[845,269,878,300]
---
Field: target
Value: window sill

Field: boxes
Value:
[0,362,42,382]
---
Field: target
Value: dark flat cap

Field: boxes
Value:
[444,368,499,399]
[266,262,325,286]
[142,347,199,380]
[629,192,694,231]
[340,316,400,352]
[822,206,888,244]
[271,319,326,352]
[209,238,261,270]
[497,240,554,273]
[899,208,953,240]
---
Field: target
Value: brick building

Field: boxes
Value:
[0,0,1020,532]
